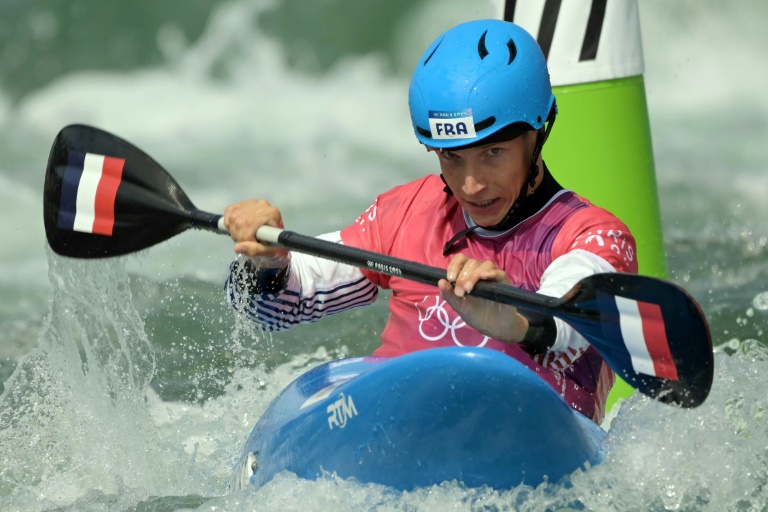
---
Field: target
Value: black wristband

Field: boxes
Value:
[235,258,291,294]
[519,311,556,354]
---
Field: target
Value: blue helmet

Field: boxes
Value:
[409,20,556,149]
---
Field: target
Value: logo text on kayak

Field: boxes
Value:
[327,392,358,429]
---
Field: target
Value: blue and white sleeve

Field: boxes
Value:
[531,249,618,369]
[224,231,379,331]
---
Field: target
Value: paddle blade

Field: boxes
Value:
[563,273,713,408]
[44,124,200,258]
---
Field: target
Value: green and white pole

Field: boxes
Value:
[494,0,666,410]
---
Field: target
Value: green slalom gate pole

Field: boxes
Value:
[498,0,667,411]
[547,75,667,410]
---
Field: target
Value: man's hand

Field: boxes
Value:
[437,254,528,343]
[223,199,290,268]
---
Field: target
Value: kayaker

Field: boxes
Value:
[223,19,637,424]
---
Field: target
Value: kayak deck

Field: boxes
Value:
[230,347,606,491]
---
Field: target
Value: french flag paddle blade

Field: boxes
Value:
[564,273,714,408]
[55,151,125,236]
[44,125,199,258]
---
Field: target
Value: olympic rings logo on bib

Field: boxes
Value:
[416,296,489,347]
[428,109,477,140]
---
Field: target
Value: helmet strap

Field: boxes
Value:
[520,101,558,200]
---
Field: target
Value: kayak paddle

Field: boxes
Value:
[43,124,714,408]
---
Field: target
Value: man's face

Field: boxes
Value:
[433,131,535,228]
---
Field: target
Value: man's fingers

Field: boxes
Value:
[454,259,486,294]
[446,254,469,281]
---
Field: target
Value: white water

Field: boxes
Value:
[2,0,768,510]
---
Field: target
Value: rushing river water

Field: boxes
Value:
[1,1,768,510]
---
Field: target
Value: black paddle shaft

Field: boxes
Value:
[272,228,567,313]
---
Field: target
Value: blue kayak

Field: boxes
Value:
[229,347,606,491]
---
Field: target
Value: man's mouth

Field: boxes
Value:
[469,199,496,208]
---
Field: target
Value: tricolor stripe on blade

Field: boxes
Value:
[599,292,679,381]
[57,151,125,235]
[615,296,679,381]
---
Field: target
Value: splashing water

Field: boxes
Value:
[0,250,199,509]
[0,249,346,510]
[2,255,768,511]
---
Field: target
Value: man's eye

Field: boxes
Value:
[487,148,502,156]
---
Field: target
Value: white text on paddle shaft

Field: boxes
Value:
[327,393,358,430]
[367,261,403,276]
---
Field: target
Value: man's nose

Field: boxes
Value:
[462,167,486,196]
